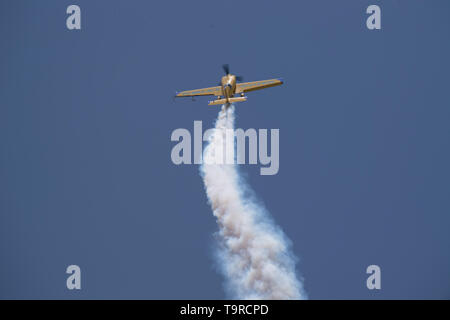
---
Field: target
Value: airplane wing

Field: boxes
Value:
[235,78,283,94]
[175,86,222,98]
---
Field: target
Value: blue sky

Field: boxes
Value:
[0,0,449,299]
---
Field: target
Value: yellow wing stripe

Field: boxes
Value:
[236,78,283,93]
[176,86,222,97]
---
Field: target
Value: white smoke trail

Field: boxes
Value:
[200,104,306,300]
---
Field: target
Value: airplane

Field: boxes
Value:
[174,64,284,106]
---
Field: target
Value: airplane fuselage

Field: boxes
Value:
[220,74,237,101]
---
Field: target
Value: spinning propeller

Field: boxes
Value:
[222,64,243,82]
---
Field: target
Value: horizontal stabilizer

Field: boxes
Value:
[208,96,247,106]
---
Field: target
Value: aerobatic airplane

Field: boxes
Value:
[175,65,284,106]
